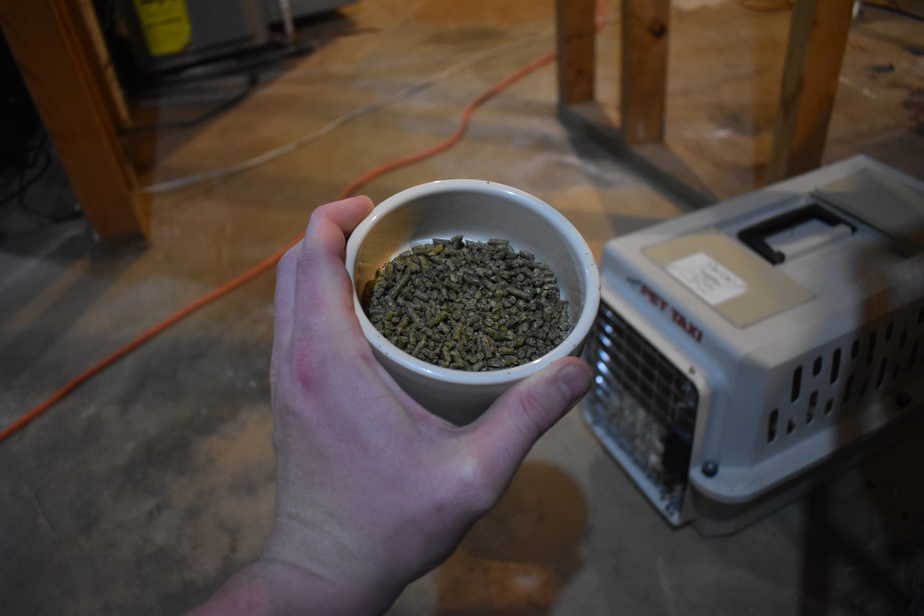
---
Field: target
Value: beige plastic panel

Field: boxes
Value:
[645,232,813,328]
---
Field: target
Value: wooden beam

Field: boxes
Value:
[558,102,717,209]
[621,0,670,145]
[0,0,148,241]
[75,0,133,131]
[555,0,596,105]
[765,0,853,183]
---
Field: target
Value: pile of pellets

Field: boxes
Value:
[365,236,571,371]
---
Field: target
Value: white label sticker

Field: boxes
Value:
[666,252,748,306]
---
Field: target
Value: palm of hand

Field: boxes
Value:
[264,197,591,614]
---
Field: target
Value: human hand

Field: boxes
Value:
[196,196,591,615]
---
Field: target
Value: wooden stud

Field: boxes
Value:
[766,0,853,183]
[559,101,717,208]
[556,0,596,105]
[0,0,148,241]
[621,0,671,145]
[75,0,133,132]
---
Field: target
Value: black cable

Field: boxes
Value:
[143,40,315,90]
[122,73,259,135]
[120,38,315,135]
[863,0,924,21]
[0,147,51,207]
[0,129,82,222]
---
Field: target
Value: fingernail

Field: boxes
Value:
[557,362,592,399]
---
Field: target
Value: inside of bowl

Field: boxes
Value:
[352,187,588,325]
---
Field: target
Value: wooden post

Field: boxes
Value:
[621,0,670,145]
[75,0,133,132]
[765,0,853,183]
[0,0,149,241]
[556,0,596,105]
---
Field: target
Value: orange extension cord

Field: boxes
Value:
[0,50,557,443]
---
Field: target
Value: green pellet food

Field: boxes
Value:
[365,236,571,371]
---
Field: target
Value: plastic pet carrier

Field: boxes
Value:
[583,156,924,535]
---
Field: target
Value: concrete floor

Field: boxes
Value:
[1,0,923,613]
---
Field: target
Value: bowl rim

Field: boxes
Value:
[345,179,600,386]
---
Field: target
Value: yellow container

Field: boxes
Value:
[132,0,192,56]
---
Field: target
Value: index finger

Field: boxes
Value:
[305,196,375,260]
[291,196,375,371]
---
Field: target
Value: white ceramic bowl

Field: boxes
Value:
[345,179,600,425]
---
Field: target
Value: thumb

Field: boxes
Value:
[465,357,592,493]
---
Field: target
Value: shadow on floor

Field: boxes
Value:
[557,102,719,211]
[798,408,924,616]
[435,460,588,615]
[122,9,364,178]
[0,222,142,386]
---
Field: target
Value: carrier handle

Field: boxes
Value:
[737,204,855,265]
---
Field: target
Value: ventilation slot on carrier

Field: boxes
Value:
[781,317,920,429]
[767,409,779,443]
[843,375,854,404]
[876,358,888,390]
[867,332,877,366]
[807,391,818,424]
